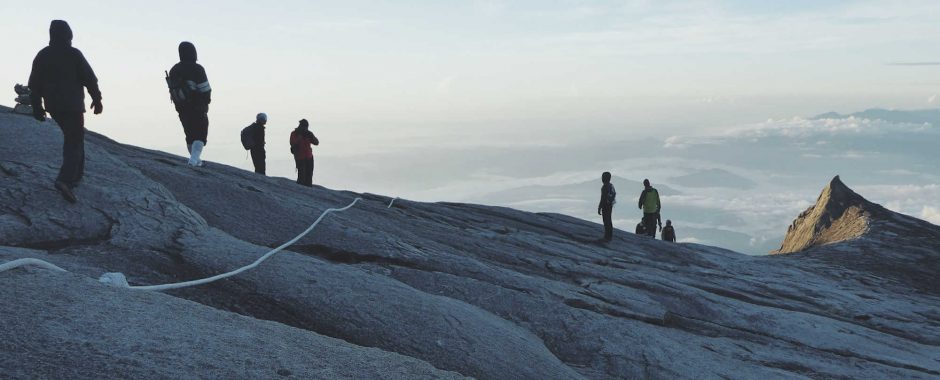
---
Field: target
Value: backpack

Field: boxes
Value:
[607,184,617,206]
[165,70,197,106]
[240,124,255,150]
[289,131,296,154]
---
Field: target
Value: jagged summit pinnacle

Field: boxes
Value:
[774,176,887,254]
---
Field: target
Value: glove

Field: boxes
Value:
[597,208,602,216]
[32,107,46,122]
[90,99,103,115]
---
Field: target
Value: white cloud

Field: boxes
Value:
[855,184,940,222]
[877,169,919,176]
[679,237,706,244]
[920,206,940,225]
[437,76,457,93]
[666,117,935,149]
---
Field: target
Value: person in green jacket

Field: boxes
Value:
[638,179,661,238]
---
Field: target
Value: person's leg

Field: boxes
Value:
[72,114,85,186]
[51,113,82,202]
[194,112,209,146]
[189,112,209,166]
[643,213,657,238]
[603,206,613,241]
[53,113,84,185]
[251,149,266,175]
[294,157,302,183]
[179,111,195,148]
[302,158,314,186]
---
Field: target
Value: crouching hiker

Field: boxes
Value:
[240,113,267,174]
[597,172,616,242]
[662,220,677,242]
[289,119,318,186]
[28,20,103,203]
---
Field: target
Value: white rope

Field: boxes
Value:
[1,196,397,291]
[0,258,67,273]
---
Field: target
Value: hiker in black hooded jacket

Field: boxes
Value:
[597,172,616,242]
[168,41,211,166]
[28,20,103,203]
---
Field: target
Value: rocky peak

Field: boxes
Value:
[774,176,887,254]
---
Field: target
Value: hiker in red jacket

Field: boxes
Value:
[289,119,318,186]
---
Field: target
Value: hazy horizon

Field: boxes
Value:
[4,1,939,254]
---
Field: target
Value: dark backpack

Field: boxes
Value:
[289,131,298,154]
[607,184,617,206]
[240,124,255,150]
[165,70,197,107]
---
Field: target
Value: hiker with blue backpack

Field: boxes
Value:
[598,172,616,242]
[241,113,267,174]
[166,41,212,167]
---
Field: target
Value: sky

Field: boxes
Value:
[3,1,940,243]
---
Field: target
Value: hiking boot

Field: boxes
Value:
[54,180,77,203]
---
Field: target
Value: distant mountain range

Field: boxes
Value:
[668,168,756,190]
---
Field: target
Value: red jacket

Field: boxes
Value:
[290,129,318,159]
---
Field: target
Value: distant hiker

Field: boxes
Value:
[638,179,661,239]
[28,20,103,203]
[662,220,676,242]
[635,222,645,235]
[597,172,616,242]
[241,113,266,174]
[167,41,211,167]
[289,119,319,186]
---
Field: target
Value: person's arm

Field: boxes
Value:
[310,133,319,146]
[27,51,46,120]
[76,50,102,114]
[598,185,608,214]
[195,65,211,104]
[638,190,646,209]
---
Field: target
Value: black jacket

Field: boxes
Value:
[169,42,211,113]
[599,183,614,210]
[249,122,265,151]
[662,226,676,242]
[28,20,101,114]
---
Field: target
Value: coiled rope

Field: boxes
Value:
[1,196,395,291]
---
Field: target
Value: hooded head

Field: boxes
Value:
[298,119,309,129]
[643,179,651,188]
[49,20,73,47]
[179,41,197,62]
[666,220,672,226]
[256,113,267,124]
[602,172,611,184]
